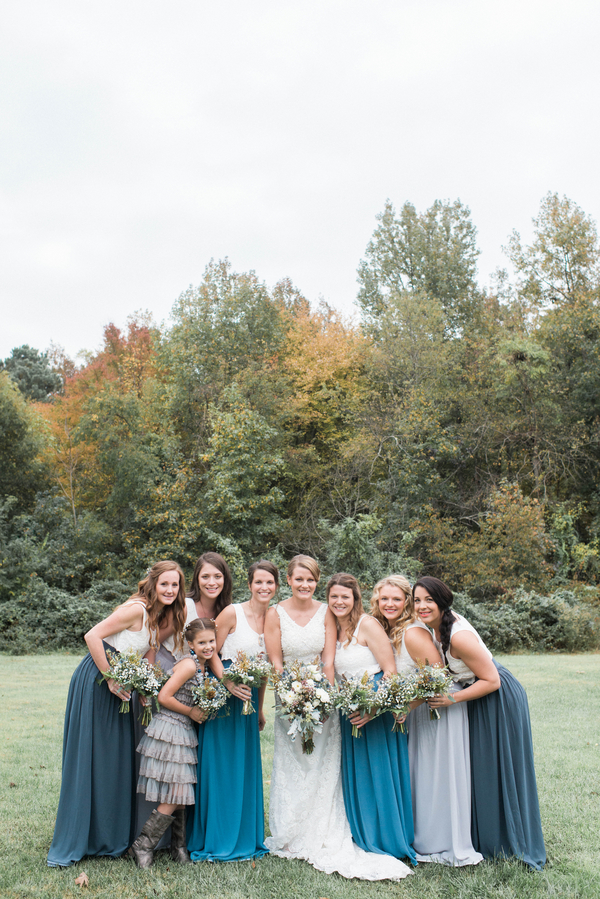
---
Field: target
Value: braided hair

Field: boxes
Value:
[413,576,456,660]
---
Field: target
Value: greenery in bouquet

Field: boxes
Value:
[271,658,335,754]
[98,648,168,723]
[334,671,381,738]
[190,673,229,721]
[222,650,272,715]
[374,672,419,733]
[414,664,455,720]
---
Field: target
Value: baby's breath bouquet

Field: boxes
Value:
[375,673,419,733]
[271,658,335,755]
[334,671,381,738]
[190,673,229,721]
[98,648,168,723]
[223,650,272,715]
[414,664,455,720]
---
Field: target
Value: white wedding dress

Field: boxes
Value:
[265,603,411,880]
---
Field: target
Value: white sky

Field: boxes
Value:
[2,0,599,360]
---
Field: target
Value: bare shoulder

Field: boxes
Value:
[216,604,237,631]
[360,616,385,637]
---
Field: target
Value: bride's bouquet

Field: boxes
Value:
[374,673,419,733]
[190,673,229,721]
[222,650,272,715]
[334,671,381,738]
[99,648,168,724]
[414,664,455,720]
[271,658,336,755]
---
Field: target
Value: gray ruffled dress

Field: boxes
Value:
[136,661,202,805]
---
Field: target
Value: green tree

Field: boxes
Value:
[0,372,48,509]
[1,345,62,401]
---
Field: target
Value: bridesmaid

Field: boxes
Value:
[187,560,275,861]
[329,573,416,864]
[157,552,233,672]
[415,576,546,870]
[47,561,187,867]
[370,574,483,867]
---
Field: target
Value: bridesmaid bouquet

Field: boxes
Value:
[334,671,381,738]
[374,673,419,733]
[190,674,229,721]
[99,648,168,723]
[222,650,272,715]
[271,659,336,755]
[414,664,455,720]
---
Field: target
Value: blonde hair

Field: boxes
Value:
[326,573,362,646]
[287,554,320,582]
[370,575,416,652]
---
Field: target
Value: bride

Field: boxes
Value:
[264,554,412,881]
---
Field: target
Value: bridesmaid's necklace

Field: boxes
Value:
[248,599,267,649]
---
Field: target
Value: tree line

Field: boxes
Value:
[1,192,599,653]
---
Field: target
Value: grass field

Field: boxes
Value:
[1,653,599,899]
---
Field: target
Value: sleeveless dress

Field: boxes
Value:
[187,605,268,861]
[439,615,546,870]
[136,659,203,805]
[335,616,415,863]
[47,601,151,867]
[402,621,483,866]
[265,603,412,880]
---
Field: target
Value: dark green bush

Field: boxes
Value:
[0,577,131,654]
[453,588,600,653]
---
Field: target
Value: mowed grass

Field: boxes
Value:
[0,653,599,899]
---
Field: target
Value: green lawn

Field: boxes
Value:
[1,653,599,899]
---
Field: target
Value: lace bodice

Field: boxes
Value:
[221,604,265,660]
[277,603,327,664]
[104,601,152,655]
[394,620,433,675]
[435,613,492,684]
[335,616,380,678]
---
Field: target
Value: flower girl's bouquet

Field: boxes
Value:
[374,673,419,733]
[222,650,272,715]
[414,664,455,720]
[271,659,335,755]
[99,648,168,724]
[334,671,381,738]
[190,673,229,721]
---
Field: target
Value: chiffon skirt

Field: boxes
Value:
[47,648,136,867]
[340,709,416,863]
[407,684,483,866]
[187,680,267,862]
[468,661,546,870]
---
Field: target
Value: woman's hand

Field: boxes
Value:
[348,711,373,729]
[427,692,457,709]
[189,707,207,724]
[258,709,266,732]
[107,678,131,701]
[393,712,407,726]
[224,679,252,702]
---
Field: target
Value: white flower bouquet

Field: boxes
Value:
[334,671,381,738]
[223,650,272,715]
[271,658,336,754]
[189,673,229,721]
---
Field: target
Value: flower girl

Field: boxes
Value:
[130,618,217,868]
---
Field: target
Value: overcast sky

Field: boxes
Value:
[2,0,599,360]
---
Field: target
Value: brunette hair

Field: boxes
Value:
[327,572,363,646]
[413,576,456,659]
[370,575,416,653]
[134,560,187,652]
[185,617,217,642]
[188,552,232,617]
[248,559,280,586]
[287,554,320,582]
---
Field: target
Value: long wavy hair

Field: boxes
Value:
[327,572,362,646]
[369,574,416,653]
[134,560,187,652]
[413,576,456,659]
[188,552,233,617]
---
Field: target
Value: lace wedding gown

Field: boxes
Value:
[265,604,411,880]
